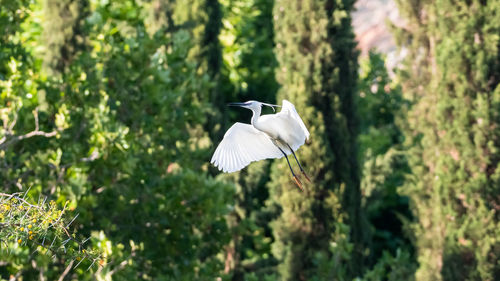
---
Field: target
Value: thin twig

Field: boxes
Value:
[108,259,128,276]
[51,202,68,227]
[61,238,72,246]
[65,213,79,229]
[82,236,91,244]
[21,206,32,220]
[22,185,32,200]
[86,258,96,271]
[57,260,74,281]
[73,256,85,269]
[7,108,19,132]
[0,192,21,198]
[49,236,57,249]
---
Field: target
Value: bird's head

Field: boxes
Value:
[228,100,281,112]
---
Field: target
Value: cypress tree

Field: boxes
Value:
[394,0,500,280]
[270,0,365,279]
[42,0,88,73]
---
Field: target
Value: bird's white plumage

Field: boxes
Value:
[254,100,309,152]
[211,123,283,173]
[211,99,309,173]
[281,100,310,141]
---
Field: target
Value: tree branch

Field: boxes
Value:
[0,108,58,150]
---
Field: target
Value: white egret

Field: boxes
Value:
[210,100,311,189]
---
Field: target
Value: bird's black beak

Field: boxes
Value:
[228,102,247,107]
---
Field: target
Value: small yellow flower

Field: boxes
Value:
[17,239,22,243]
[28,224,32,229]
[18,205,23,210]
[28,231,32,235]
[29,235,33,240]
[32,218,37,223]
[20,227,24,231]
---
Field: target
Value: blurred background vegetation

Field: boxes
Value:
[0,0,499,280]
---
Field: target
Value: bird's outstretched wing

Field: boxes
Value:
[211,123,283,173]
[281,100,310,141]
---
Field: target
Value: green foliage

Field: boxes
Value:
[3,0,499,280]
[395,0,500,280]
[357,52,414,266]
[358,52,405,157]
[166,0,228,140]
[357,249,416,281]
[270,0,366,279]
[1,0,232,279]
[219,0,278,105]
[216,161,277,280]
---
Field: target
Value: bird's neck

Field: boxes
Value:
[250,107,261,126]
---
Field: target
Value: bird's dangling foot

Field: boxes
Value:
[283,143,310,185]
[301,170,312,183]
[293,175,303,191]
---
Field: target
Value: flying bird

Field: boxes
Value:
[210,100,311,189]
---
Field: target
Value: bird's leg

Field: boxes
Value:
[285,143,311,183]
[276,145,303,191]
